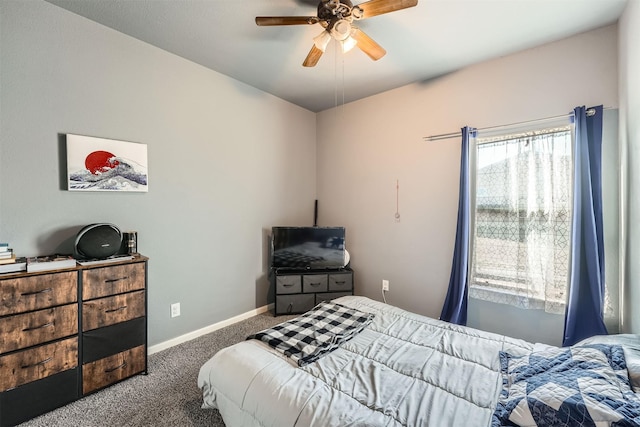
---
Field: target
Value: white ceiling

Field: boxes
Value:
[45,0,628,112]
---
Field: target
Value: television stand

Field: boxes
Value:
[272,268,354,315]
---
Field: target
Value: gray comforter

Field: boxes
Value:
[198,296,536,426]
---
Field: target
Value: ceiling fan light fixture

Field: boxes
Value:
[331,19,352,41]
[341,35,357,53]
[313,30,333,52]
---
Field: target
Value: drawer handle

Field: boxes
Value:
[105,276,129,284]
[21,288,53,296]
[334,281,346,285]
[282,283,295,287]
[21,357,53,369]
[23,321,54,332]
[105,362,127,373]
[105,305,128,313]
[287,303,293,314]
[310,282,322,287]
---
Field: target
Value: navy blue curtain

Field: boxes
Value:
[440,127,473,325]
[562,105,608,346]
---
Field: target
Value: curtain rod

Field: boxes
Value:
[423,107,607,142]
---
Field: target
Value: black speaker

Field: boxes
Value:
[74,223,122,260]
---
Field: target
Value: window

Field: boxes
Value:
[469,127,572,314]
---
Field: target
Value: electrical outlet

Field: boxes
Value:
[171,302,181,318]
[382,279,389,292]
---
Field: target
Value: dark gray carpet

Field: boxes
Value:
[19,311,295,427]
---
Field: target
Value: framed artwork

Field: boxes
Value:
[66,134,148,192]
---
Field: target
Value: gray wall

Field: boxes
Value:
[620,0,640,334]
[0,1,317,346]
[316,24,620,345]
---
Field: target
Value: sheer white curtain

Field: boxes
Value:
[469,128,572,314]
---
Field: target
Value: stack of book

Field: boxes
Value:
[0,243,12,261]
[0,242,27,274]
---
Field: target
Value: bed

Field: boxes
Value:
[198,296,640,427]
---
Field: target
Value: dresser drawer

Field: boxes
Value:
[82,263,145,300]
[82,290,145,332]
[276,294,315,315]
[0,304,78,354]
[82,344,146,394]
[82,317,146,364]
[0,369,78,427]
[328,272,353,291]
[0,337,78,392]
[303,274,328,293]
[275,275,301,294]
[0,272,77,316]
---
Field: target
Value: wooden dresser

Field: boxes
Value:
[0,255,148,427]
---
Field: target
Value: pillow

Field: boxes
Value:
[577,334,640,393]
[492,344,640,427]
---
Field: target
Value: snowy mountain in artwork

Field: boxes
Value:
[69,155,148,191]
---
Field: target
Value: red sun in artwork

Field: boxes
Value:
[85,151,119,175]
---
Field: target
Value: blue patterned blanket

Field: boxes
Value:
[493,344,640,427]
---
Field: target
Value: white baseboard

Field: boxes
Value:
[148,303,274,355]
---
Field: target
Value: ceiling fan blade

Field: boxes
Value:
[255,16,320,26]
[303,45,324,67]
[357,0,418,18]
[352,28,386,60]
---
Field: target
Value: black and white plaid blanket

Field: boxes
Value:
[247,301,374,367]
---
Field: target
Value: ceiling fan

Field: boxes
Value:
[256,0,418,67]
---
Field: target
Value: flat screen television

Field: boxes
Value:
[271,226,346,270]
